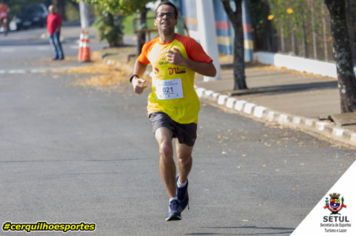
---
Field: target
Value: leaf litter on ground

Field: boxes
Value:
[55,52,151,90]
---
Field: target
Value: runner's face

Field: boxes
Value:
[154,5,177,34]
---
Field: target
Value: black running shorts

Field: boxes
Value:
[149,112,197,147]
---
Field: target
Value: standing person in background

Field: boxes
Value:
[175,8,189,37]
[0,1,10,36]
[47,5,64,60]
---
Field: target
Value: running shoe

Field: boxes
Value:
[176,175,189,211]
[165,199,182,221]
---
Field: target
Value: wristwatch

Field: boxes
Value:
[129,74,139,83]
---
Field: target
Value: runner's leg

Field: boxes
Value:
[175,139,193,184]
[155,127,176,199]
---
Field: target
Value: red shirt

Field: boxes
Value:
[47,13,62,35]
[0,4,9,19]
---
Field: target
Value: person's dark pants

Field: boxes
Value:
[49,32,64,59]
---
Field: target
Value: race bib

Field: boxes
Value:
[155,78,183,100]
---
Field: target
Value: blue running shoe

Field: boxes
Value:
[166,199,182,221]
[176,175,189,211]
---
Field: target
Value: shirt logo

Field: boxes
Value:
[168,67,186,75]
[159,58,169,65]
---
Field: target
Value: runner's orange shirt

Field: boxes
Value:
[137,34,212,124]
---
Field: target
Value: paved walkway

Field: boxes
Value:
[195,59,340,119]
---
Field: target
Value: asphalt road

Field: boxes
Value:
[0,26,355,236]
[0,25,106,71]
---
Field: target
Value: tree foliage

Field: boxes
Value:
[79,0,155,51]
[93,12,124,47]
[78,0,155,15]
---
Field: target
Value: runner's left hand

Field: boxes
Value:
[166,48,186,66]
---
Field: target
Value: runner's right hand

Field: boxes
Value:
[132,78,147,95]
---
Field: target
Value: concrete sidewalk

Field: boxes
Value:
[194,55,356,147]
[195,62,340,119]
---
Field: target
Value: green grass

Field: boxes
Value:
[122,10,156,35]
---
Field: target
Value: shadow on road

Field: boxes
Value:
[229,81,338,96]
[221,62,269,70]
[185,226,295,235]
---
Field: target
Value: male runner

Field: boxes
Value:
[0,1,10,36]
[130,1,216,221]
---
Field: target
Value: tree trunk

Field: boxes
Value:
[299,7,308,58]
[291,28,296,55]
[324,0,356,112]
[137,8,147,56]
[52,0,66,22]
[280,23,285,53]
[221,0,247,90]
[322,6,328,61]
[311,0,317,59]
[347,0,356,66]
[301,22,308,58]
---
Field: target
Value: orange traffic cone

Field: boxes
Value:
[78,30,84,61]
[81,30,91,62]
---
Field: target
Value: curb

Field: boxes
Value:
[101,54,356,148]
[194,85,356,148]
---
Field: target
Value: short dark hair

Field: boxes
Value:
[155,1,178,20]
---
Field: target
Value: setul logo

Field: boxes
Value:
[320,192,352,234]
[168,67,186,75]
[324,193,347,215]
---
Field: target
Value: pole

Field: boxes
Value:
[79,1,90,29]
[242,0,253,61]
[196,0,221,81]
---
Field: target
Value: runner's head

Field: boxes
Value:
[155,1,178,20]
[154,1,178,35]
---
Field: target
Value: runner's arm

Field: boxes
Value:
[132,60,148,95]
[182,60,216,77]
[167,48,216,77]
[133,60,148,78]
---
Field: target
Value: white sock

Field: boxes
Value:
[169,197,178,203]
[177,179,187,188]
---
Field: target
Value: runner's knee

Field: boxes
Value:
[177,154,192,165]
[159,143,173,158]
